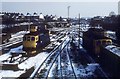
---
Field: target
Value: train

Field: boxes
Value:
[83,28,120,77]
[83,28,112,56]
[23,23,50,54]
[100,44,120,77]
[116,27,120,45]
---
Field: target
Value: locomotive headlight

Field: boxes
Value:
[36,43,37,45]
[41,41,43,43]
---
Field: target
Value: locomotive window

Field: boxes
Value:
[96,41,101,46]
[102,41,107,45]
[30,26,33,29]
[23,37,26,41]
[107,41,112,45]
[30,26,35,29]
[31,37,35,41]
[27,37,30,41]
[36,37,38,41]
[33,26,35,29]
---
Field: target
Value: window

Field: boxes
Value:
[31,37,35,41]
[96,40,101,46]
[23,37,26,41]
[33,26,35,29]
[27,37,30,41]
[36,37,38,41]
[107,41,112,45]
[102,41,106,45]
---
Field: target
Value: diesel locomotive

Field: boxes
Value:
[23,23,50,53]
[116,27,120,45]
[83,28,112,56]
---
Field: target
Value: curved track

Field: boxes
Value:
[30,36,70,78]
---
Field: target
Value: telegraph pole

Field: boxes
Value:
[79,13,80,46]
[27,13,31,31]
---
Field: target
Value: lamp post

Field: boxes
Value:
[79,13,80,46]
[27,13,31,31]
[67,6,71,23]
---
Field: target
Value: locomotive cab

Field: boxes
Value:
[23,34,39,49]
[93,39,112,54]
[30,25,38,32]
[23,24,50,53]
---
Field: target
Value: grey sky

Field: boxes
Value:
[2,2,118,18]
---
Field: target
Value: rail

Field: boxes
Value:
[66,43,77,79]
[29,36,69,78]
[45,40,70,79]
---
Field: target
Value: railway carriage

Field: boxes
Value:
[116,27,120,45]
[100,45,120,77]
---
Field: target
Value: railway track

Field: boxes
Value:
[1,51,29,64]
[30,26,109,79]
[67,28,109,79]
[30,36,70,78]
[59,40,77,79]
[0,25,111,78]
[0,39,22,50]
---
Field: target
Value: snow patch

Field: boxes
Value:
[105,45,120,57]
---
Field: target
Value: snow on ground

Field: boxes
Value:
[0,44,49,78]
[105,31,116,40]
[0,53,11,61]
[0,52,49,78]
[9,31,29,42]
[48,63,57,77]
[73,63,99,77]
[9,45,23,53]
[11,31,29,38]
[50,37,55,41]
[85,63,99,73]
[0,70,25,78]
[0,46,23,62]
[18,52,49,70]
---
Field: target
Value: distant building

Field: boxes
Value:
[39,13,44,20]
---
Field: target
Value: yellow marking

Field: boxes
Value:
[30,26,38,32]
[23,41,36,48]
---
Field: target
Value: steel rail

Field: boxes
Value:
[45,40,70,79]
[29,37,68,78]
[66,43,77,79]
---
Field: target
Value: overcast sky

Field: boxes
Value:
[2,2,118,18]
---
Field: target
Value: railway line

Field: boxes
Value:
[66,28,109,79]
[0,27,70,78]
[30,36,70,78]
[29,27,109,79]
[0,38,22,51]
[0,25,116,78]
[58,39,77,79]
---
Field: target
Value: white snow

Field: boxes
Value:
[105,45,120,57]
[0,50,49,78]
[9,46,23,53]
[9,31,29,42]
[18,52,49,70]
[48,63,56,77]
[39,13,44,19]
[85,63,99,72]
[73,63,99,77]
[0,53,11,61]
[0,45,24,60]
[11,31,29,38]
[0,70,25,78]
